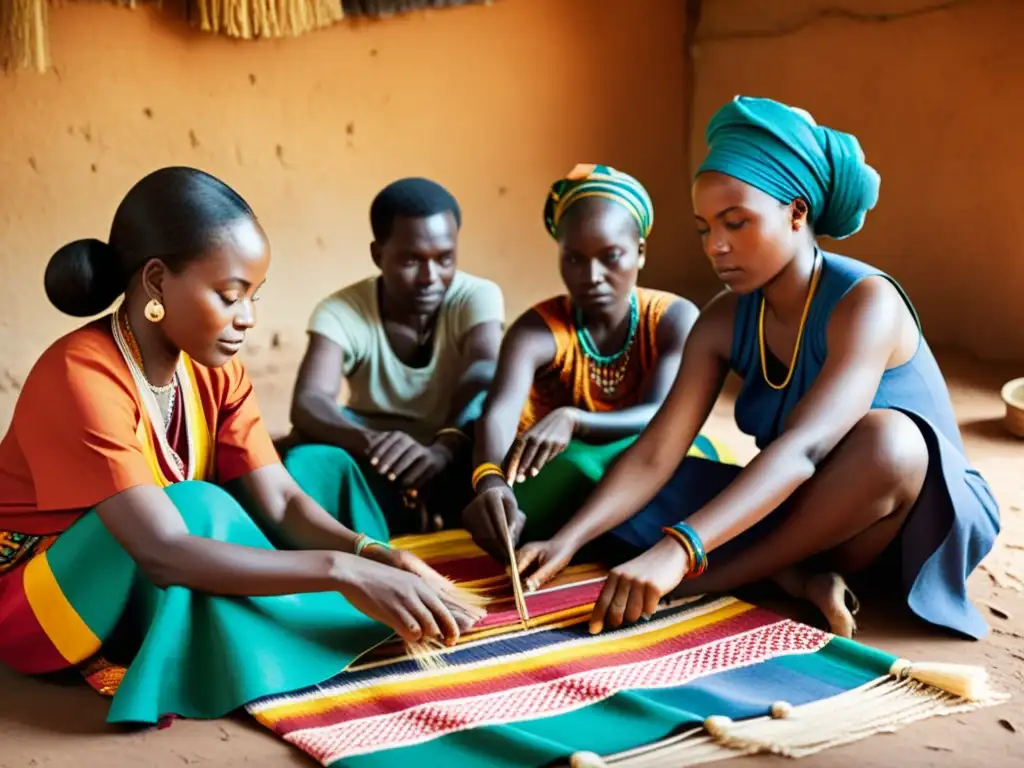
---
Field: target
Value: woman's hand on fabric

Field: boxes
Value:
[366,431,445,490]
[361,545,481,633]
[337,553,463,645]
[515,534,580,592]
[506,407,579,483]
[461,481,527,562]
[588,537,690,634]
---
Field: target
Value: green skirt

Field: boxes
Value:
[335,406,478,536]
[0,445,393,724]
[514,433,732,541]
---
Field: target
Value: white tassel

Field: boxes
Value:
[889,659,995,702]
[573,661,1008,767]
[569,752,609,768]
[703,715,733,738]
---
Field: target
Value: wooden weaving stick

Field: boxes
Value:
[498,510,530,630]
[495,452,530,630]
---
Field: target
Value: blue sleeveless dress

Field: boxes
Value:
[610,252,1000,639]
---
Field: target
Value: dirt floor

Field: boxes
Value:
[1,351,1021,767]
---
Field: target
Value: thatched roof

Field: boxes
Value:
[2,0,491,73]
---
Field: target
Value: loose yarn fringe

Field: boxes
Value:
[567,660,1010,767]
[405,579,490,671]
[190,0,342,39]
[2,0,50,72]
[2,0,149,73]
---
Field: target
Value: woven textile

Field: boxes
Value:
[247,530,1006,767]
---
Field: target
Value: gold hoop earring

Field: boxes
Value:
[144,299,165,323]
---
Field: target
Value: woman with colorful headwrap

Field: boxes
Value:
[516,98,999,641]
[462,164,730,562]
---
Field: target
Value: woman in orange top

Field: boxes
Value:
[0,167,474,724]
[462,164,730,563]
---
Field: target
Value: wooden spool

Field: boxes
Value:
[1000,378,1024,438]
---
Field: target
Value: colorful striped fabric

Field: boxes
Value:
[246,531,1006,767]
[0,513,127,674]
[0,476,396,725]
[250,596,829,764]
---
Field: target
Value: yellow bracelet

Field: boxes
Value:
[472,462,502,484]
[472,462,505,491]
[473,467,503,491]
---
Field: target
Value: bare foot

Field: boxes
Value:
[804,572,860,638]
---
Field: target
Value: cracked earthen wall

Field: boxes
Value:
[0,0,691,434]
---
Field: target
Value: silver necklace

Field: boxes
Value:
[148,378,175,395]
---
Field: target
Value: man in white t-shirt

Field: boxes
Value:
[289,178,505,534]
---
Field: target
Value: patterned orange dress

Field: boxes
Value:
[512,288,730,539]
[519,287,677,433]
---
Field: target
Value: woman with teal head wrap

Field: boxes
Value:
[696,96,880,240]
[461,164,731,562]
[512,99,999,646]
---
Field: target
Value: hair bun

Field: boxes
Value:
[44,239,125,317]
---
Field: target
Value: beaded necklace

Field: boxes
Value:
[574,291,639,396]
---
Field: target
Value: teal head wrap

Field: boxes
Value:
[696,96,880,239]
[544,164,654,240]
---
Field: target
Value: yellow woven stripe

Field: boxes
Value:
[347,610,596,679]
[391,532,612,574]
[257,599,753,724]
[390,529,481,558]
[464,565,607,595]
[454,603,594,645]
[23,552,101,664]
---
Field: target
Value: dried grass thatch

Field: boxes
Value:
[1,0,49,72]
[2,0,150,73]
[3,0,493,73]
[189,0,343,40]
